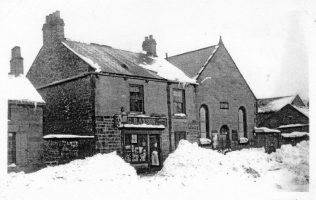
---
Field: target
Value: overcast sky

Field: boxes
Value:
[0,0,314,99]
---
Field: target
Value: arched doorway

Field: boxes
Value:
[219,125,231,150]
[199,105,209,138]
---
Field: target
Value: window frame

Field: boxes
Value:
[172,89,186,114]
[220,102,229,110]
[129,84,144,113]
[199,105,210,138]
[238,107,247,138]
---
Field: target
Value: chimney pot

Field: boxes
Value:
[142,35,157,57]
[9,46,24,77]
[42,11,65,46]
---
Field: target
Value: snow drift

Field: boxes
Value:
[1,140,309,200]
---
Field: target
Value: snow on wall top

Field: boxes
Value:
[7,75,45,103]
[258,96,295,113]
[254,127,281,133]
[62,39,195,84]
[43,134,94,139]
[281,132,309,138]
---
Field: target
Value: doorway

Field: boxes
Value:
[219,125,231,150]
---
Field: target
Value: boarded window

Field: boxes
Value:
[8,133,16,164]
[130,85,144,113]
[173,89,185,114]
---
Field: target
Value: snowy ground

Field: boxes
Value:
[0,140,310,200]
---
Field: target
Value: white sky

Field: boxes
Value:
[0,0,314,99]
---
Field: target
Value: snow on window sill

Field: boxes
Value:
[173,113,187,118]
[238,137,249,144]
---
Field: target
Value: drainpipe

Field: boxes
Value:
[166,82,172,153]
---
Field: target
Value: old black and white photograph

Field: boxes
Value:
[0,0,314,199]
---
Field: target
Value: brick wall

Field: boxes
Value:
[196,44,257,141]
[259,104,309,129]
[26,43,92,88]
[8,102,44,172]
[39,76,95,137]
[95,116,121,154]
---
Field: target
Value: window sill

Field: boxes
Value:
[172,113,187,119]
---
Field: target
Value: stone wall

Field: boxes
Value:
[26,43,92,88]
[39,76,95,138]
[195,43,257,141]
[8,102,44,172]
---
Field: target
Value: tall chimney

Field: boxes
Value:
[42,11,65,46]
[142,35,157,57]
[9,46,23,77]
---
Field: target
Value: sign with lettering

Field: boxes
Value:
[114,115,167,128]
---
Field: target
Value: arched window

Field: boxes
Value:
[238,107,247,138]
[199,105,209,138]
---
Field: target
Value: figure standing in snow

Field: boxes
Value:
[151,142,159,166]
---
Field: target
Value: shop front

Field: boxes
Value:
[115,115,167,170]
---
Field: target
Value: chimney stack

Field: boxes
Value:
[9,46,24,77]
[142,35,157,57]
[42,11,65,46]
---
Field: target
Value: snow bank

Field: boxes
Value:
[6,75,44,103]
[140,57,196,84]
[2,153,138,200]
[270,141,309,185]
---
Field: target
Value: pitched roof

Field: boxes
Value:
[167,45,219,78]
[7,75,45,103]
[258,95,295,113]
[62,39,196,84]
[291,105,309,118]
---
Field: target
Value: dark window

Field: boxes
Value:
[173,89,185,114]
[199,105,210,138]
[175,131,186,149]
[220,102,229,109]
[130,85,144,113]
[238,107,247,138]
[8,133,16,164]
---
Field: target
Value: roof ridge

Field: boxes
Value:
[258,95,295,101]
[167,45,218,59]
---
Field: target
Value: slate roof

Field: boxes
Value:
[63,39,161,79]
[62,39,195,83]
[167,45,219,78]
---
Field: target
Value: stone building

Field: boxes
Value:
[167,37,257,151]
[7,46,45,172]
[27,11,199,169]
[257,95,309,133]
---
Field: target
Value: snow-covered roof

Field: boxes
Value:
[43,134,94,139]
[118,124,165,129]
[278,124,309,129]
[254,127,281,133]
[7,75,45,103]
[62,39,195,84]
[139,57,196,84]
[281,132,309,138]
[292,106,309,118]
[258,95,295,113]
